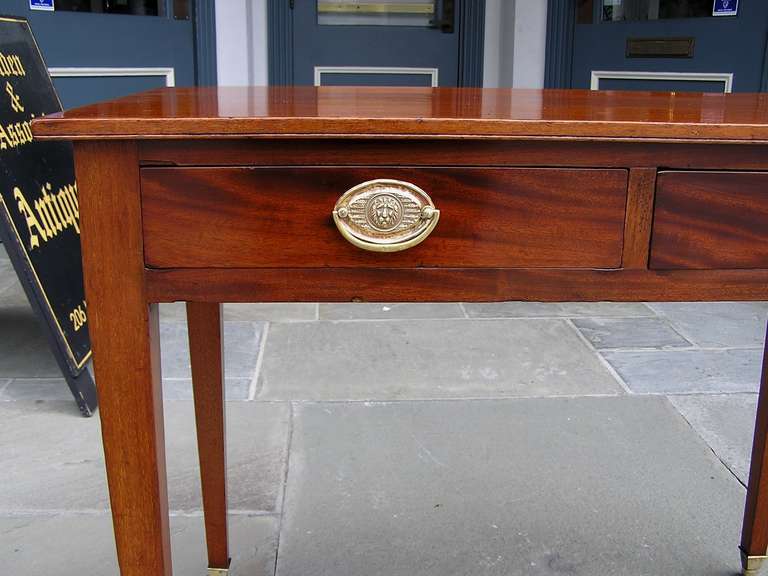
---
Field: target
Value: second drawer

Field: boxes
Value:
[141,167,628,269]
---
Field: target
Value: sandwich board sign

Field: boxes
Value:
[0,16,96,415]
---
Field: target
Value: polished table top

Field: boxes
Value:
[33,86,768,141]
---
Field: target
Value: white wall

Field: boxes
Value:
[483,0,515,87]
[215,0,268,86]
[483,0,547,88]
[215,0,547,89]
[511,0,548,88]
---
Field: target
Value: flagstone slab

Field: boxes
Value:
[0,512,278,576]
[572,317,691,350]
[669,393,757,484]
[277,396,744,576]
[159,320,263,380]
[649,302,768,348]
[319,303,464,320]
[463,302,654,319]
[0,401,290,514]
[259,319,623,400]
[602,349,762,394]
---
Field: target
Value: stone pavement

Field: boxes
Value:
[1,244,767,575]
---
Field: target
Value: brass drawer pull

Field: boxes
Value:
[332,179,440,252]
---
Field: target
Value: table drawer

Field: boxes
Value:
[650,171,768,270]
[141,167,628,269]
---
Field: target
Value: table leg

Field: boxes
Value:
[74,142,172,575]
[187,302,230,574]
[741,322,768,575]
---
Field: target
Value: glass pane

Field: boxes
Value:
[318,1,435,27]
[54,0,164,16]
[601,0,722,22]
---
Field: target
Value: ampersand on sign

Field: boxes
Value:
[5,81,24,113]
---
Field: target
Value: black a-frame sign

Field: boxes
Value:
[0,16,96,416]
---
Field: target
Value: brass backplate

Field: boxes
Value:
[332,178,439,253]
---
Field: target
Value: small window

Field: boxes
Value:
[54,0,166,17]
[317,1,436,27]
[603,0,720,22]
[578,0,730,24]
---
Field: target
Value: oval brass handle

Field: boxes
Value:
[332,179,440,253]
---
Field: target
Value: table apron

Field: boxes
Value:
[144,267,768,304]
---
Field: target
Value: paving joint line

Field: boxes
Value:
[651,313,698,348]
[564,318,634,395]
[273,401,295,576]
[591,346,762,353]
[633,389,759,397]
[644,304,708,348]
[310,315,657,323]
[663,394,748,489]
[665,391,759,398]
[245,393,625,405]
[249,322,270,401]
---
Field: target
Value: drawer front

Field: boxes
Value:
[650,171,768,270]
[141,167,628,269]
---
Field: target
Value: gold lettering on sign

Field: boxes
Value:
[13,181,81,250]
[0,119,33,150]
[5,82,23,113]
[0,52,25,78]
[69,300,87,331]
[13,186,46,249]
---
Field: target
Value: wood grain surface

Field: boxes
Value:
[651,171,768,269]
[31,86,768,141]
[74,141,172,575]
[187,302,229,571]
[141,167,628,269]
[138,139,768,171]
[144,267,768,303]
[622,168,657,269]
[742,325,768,559]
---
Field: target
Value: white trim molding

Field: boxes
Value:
[48,67,176,87]
[314,66,439,87]
[590,70,733,93]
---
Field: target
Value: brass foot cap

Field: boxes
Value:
[741,549,768,576]
[207,559,231,576]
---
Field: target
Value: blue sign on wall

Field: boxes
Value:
[29,0,54,11]
[713,0,739,16]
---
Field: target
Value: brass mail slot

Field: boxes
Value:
[626,37,695,58]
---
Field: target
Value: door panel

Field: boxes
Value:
[52,75,168,109]
[573,0,768,92]
[293,0,460,86]
[598,78,727,92]
[3,0,194,108]
[316,71,436,86]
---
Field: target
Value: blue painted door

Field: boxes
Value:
[293,0,460,86]
[2,0,194,108]
[572,0,768,92]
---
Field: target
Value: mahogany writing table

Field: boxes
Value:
[33,87,768,576]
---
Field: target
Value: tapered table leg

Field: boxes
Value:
[741,322,768,575]
[74,142,172,575]
[187,302,230,574]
